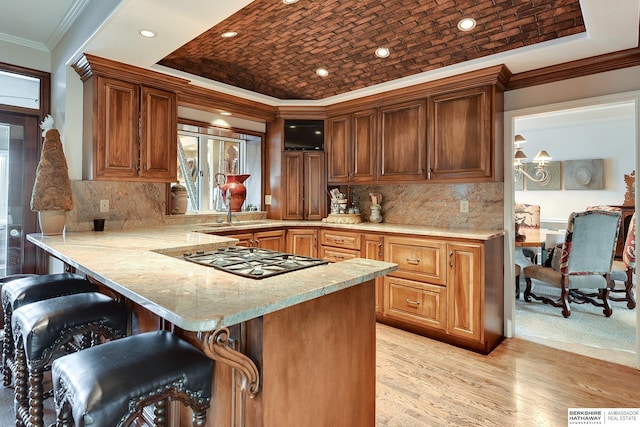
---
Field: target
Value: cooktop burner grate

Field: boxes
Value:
[181,247,329,279]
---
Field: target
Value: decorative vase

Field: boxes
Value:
[369,204,382,223]
[170,184,188,215]
[221,174,250,212]
[38,210,66,235]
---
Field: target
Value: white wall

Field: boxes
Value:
[0,40,50,72]
[514,102,635,225]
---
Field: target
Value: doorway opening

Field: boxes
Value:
[506,94,639,369]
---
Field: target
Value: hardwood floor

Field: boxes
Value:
[1,323,639,426]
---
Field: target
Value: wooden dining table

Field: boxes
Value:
[515,227,547,248]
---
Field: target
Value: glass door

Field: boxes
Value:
[0,112,39,276]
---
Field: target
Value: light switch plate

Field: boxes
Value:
[460,200,469,213]
[265,195,272,206]
[100,199,109,213]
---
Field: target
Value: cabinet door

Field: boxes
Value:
[363,234,384,315]
[286,228,318,257]
[303,151,326,220]
[226,232,253,247]
[320,246,360,263]
[446,242,482,341]
[378,100,426,181]
[283,152,304,219]
[255,230,285,251]
[139,86,177,181]
[428,87,493,181]
[352,109,377,182]
[327,115,351,183]
[95,76,139,179]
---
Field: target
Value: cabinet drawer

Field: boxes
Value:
[384,276,446,330]
[385,237,446,284]
[320,246,360,263]
[320,229,361,250]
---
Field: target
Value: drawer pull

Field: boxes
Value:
[449,251,454,267]
[334,254,345,259]
[406,258,421,265]
[405,298,421,306]
[332,238,345,243]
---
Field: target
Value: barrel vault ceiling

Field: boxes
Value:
[158,0,586,100]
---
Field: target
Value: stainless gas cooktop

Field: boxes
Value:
[181,247,328,279]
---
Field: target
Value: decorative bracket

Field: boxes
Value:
[198,328,260,398]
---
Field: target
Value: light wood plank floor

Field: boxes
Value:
[1,323,638,426]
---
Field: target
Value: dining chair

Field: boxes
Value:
[523,208,621,318]
[610,211,636,309]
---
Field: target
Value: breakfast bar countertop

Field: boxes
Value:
[26,224,397,332]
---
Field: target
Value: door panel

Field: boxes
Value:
[0,113,39,275]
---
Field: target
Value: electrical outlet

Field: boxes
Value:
[265,195,272,206]
[100,199,109,213]
[460,200,469,213]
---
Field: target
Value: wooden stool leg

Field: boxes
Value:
[14,339,28,426]
[2,307,13,387]
[28,368,45,427]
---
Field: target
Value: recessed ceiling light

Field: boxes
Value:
[138,29,156,38]
[283,0,299,4]
[457,17,476,31]
[221,31,238,38]
[220,111,232,116]
[375,47,390,58]
[316,68,329,77]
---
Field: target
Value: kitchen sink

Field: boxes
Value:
[200,220,272,228]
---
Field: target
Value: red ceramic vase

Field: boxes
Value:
[221,174,250,212]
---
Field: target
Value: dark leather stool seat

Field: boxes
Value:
[1,273,97,387]
[12,292,127,427]
[53,330,214,427]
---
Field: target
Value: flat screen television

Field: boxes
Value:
[284,119,324,151]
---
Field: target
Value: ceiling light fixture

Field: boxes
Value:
[283,0,299,4]
[221,31,238,38]
[375,47,390,58]
[220,111,232,116]
[316,68,329,77]
[513,134,553,184]
[138,29,156,38]
[457,17,477,31]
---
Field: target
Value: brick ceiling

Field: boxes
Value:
[158,0,584,100]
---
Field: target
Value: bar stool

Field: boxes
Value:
[52,330,214,427]
[12,292,128,427]
[2,273,97,387]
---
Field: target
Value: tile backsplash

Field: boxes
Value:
[66,180,504,232]
[349,182,504,230]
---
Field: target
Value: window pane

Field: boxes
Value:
[0,71,40,109]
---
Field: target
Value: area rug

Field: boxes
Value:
[515,282,637,368]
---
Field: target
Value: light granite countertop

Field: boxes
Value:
[26,223,397,332]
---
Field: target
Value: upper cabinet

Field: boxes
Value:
[283,151,326,220]
[325,65,508,185]
[327,109,376,183]
[378,100,427,182]
[428,86,495,181]
[73,54,188,182]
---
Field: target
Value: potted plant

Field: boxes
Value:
[30,115,73,235]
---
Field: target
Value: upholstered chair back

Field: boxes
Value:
[622,212,636,269]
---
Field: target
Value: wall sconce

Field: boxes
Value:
[514,134,552,183]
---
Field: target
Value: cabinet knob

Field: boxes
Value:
[377,242,383,258]
[449,251,454,267]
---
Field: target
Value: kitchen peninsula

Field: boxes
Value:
[27,224,397,427]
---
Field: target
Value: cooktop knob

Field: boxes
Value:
[196,250,205,255]
[183,252,192,257]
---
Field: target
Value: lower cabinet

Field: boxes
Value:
[223,229,285,251]
[286,228,318,257]
[319,229,361,262]
[381,234,503,354]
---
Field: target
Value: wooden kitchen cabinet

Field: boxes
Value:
[327,109,376,183]
[73,54,181,182]
[362,234,384,316]
[319,229,361,262]
[283,151,326,220]
[286,228,318,257]
[428,86,497,181]
[382,234,503,354]
[378,100,427,181]
[223,229,285,251]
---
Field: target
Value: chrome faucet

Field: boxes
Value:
[226,189,233,224]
